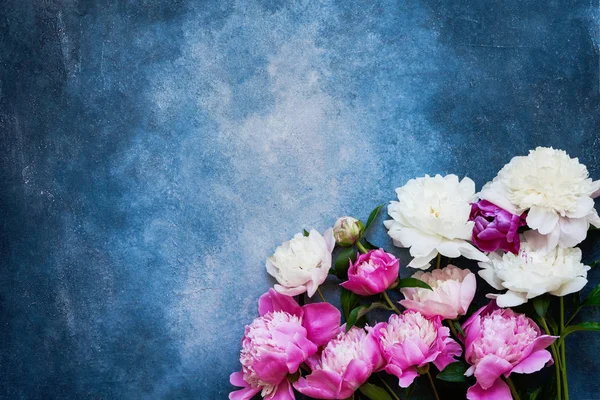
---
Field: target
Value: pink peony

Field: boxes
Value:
[340,249,400,296]
[294,327,385,399]
[470,200,527,254]
[462,301,558,400]
[229,289,341,400]
[371,311,462,387]
[400,265,477,320]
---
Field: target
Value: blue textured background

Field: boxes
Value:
[1,1,599,398]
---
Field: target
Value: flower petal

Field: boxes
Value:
[433,339,462,371]
[474,354,513,389]
[527,206,559,235]
[407,248,438,269]
[397,367,419,388]
[339,359,371,397]
[530,335,558,353]
[340,276,381,296]
[259,288,303,317]
[466,380,512,400]
[394,227,442,258]
[478,265,504,291]
[269,379,295,400]
[229,386,261,400]
[455,241,489,262]
[479,180,523,215]
[274,284,307,297]
[286,333,318,373]
[301,303,341,347]
[323,228,336,252]
[557,217,588,248]
[230,371,247,387]
[549,276,588,297]
[567,196,595,218]
[399,299,458,320]
[490,291,527,308]
[253,351,288,385]
[293,370,342,399]
[523,228,560,255]
[511,349,553,375]
[436,240,463,258]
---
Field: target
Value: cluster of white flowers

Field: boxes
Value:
[384,147,598,305]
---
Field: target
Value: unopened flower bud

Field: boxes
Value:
[333,217,364,247]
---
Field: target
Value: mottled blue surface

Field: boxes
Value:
[1,0,599,398]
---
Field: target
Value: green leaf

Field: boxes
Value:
[545,314,559,335]
[398,277,433,290]
[347,302,390,331]
[452,320,465,336]
[341,288,360,322]
[533,296,550,318]
[528,387,542,400]
[303,229,310,237]
[358,382,393,400]
[436,361,468,382]
[583,283,600,307]
[364,204,385,232]
[562,321,600,339]
[334,247,357,280]
[362,239,379,250]
[590,260,599,268]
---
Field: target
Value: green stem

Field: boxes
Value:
[506,377,521,400]
[560,297,569,400]
[435,253,442,269]
[356,241,368,254]
[317,287,326,303]
[378,374,401,400]
[539,317,561,400]
[383,291,401,314]
[426,370,440,400]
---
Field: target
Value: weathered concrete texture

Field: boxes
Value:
[0,0,598,398]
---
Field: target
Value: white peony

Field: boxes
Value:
[480,147,600,253]
[266,228,335,297]
[384,174,488,269]
[478,239,590,307]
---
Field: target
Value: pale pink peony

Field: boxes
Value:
[462,302,557,400]
[371,311,462,387]
[341,249,400,296]
[400,265,477,320]
[229,289,341,400]
[294,327,385,399]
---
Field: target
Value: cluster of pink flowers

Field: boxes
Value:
[231,288,464,400]
[230,148,599,400]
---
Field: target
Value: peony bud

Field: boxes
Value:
[333,216,364,247]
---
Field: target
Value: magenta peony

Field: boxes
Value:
[371,311,462,387]
[469,200,527,254]
[462,301,557,400]
[294,327,384,399]
[340,249,400,296]
[229,289,341,400]
[400,265,477,320]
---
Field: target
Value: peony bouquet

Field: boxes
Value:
[230,147,600,400]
